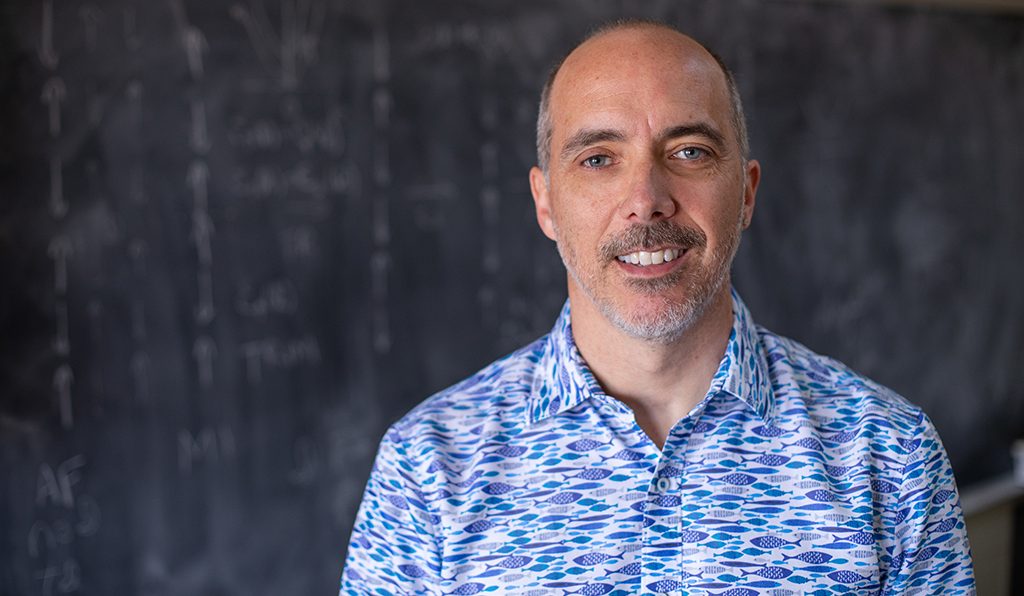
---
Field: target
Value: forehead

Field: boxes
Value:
[549,27,732,142]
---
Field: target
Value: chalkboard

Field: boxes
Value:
[1,1,1022,594]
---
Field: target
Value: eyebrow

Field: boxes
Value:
[658,123,726,148]
[558,122,728,163]
[559,128,627,162]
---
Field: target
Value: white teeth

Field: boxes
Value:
[617,249,681,267]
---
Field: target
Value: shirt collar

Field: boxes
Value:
[527,288,774,425]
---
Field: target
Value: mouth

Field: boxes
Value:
[615,248,684,267]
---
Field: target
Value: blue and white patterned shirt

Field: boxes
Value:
[341,290,974,595]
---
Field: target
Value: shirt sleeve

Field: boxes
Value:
[884,412,975,595]
[340,425,442,595]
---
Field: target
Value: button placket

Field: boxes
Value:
[640,415,699,595]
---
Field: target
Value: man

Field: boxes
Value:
[341,20,974,595]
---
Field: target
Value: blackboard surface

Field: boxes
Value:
[2,1,1022,594]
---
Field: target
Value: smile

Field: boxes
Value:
[615,248,682,267]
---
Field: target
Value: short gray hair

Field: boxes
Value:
[535,19,749,173]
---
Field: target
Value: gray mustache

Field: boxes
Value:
[600,220,707,260]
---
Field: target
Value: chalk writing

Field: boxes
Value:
[193,336,217,389]
[191,209,214,267]
[195,268,215,325]
[409,22,481,53]
[122,6,139,51]
[236,279,299,317]
[229,0,327,89]
[182,26,208,80]
[48,236,72,293]
[49,155,65,218]
[373,26,389,81]
[79,5,103,52]
[28,496,101,558]
[280,225,319,261]
[41,77,65,137]
[74,495,101,537]
[52,364,74,429]
[240,335,321,384]
[189,98,211,153]
[186,160,208,211]
[34,558,80,595]
[28,521,56,557]
[226,107,344,153]
[178,426,236,475]
[38,0,59,69]
[36,455,86,508]
[288,425,380,486]
[228,165,347,218]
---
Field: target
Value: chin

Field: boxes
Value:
[603,293,702,343]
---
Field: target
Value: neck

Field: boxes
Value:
[568,282,734,449]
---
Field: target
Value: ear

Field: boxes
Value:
[741,159,761,230]
[529,166,557,241]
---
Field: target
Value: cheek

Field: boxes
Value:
[699,184,745,237]
[550,196,602,245]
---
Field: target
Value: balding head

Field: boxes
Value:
[535,20,749,173]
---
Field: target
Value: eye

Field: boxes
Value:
[673,147,707,161]
[581,154,612,168]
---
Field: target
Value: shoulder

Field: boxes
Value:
[386,335,546,453]
[758,326,927,436]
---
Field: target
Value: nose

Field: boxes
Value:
[619,161,676,223]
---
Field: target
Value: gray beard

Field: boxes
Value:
[554,215,742,344]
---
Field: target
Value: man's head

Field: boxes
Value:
[529,20,760,343]
[536,21,751,175]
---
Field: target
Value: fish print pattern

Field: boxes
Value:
[340,290,974,595]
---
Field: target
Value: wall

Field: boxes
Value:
[1,1,1022,594]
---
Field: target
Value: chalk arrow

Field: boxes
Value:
[373,26,389,82]
[54,301,69,356]
[124,7,140,51]
[38,0,59,69]
[195,269,215,325]
[370,251,389,300]
[191,210,214,266]
[47,236,73,293]
[189,100,211,153]
[41,78,66,137]
[79,5,104,52]
[53,364,74,430]
[372,198,389,245]
[183,26,208,80]
[49,155,66,218]
[186,160,208,211]
[229,4,279,76]
[372,88,390,130]
[193,336,217,389]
